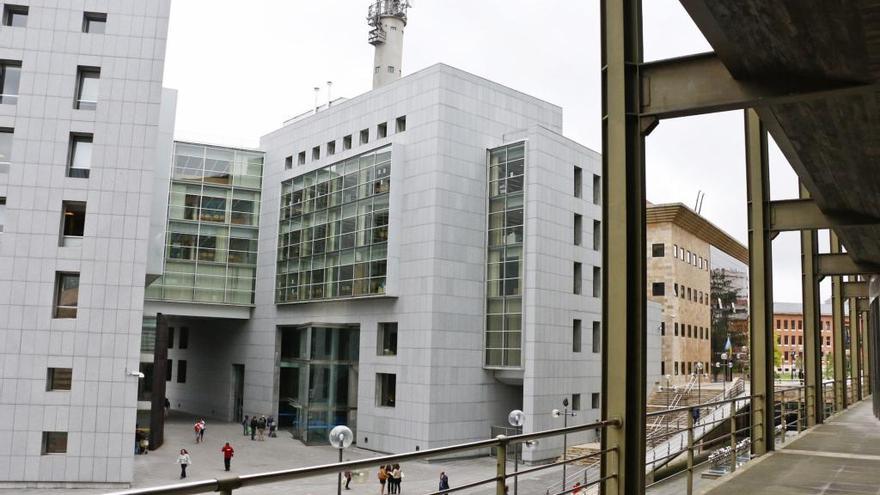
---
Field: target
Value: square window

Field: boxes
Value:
[53,272,79,318]
[179,327,189,349]
[3,5,28,27]
[166,359,172,382]
[377,322,398,356]
[41,432,67,455]
[593,220,601,251]
[591,393,600,409]
[360,129,369,145]
[652,243,665,257]
[572,319,582,352]
[177,359,187,383]
[46,368,72,391]
[376,373,396,407]
[60,201,86,246]
[573,214,582,246]
[312,146,320,161]
[83,12,107,33]
[574,166,583,198]
[652,282,665,296]
[0,197,5,233]
[0,127,12,170]
[297,151,306,165]
[592,174,601,205]
[395,116,406,133]
[377,122,387,139]
[343,135,352,150]
[0,61,21,105]
[592,321,600,353]
[573,262,582,294]
[571,393,581,411]
[67,133,93,178]
[327,141,336,156]
[75,67,100,110]
[285,156,293,169]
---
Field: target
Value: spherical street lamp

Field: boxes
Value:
[508,410,525,495]
[329,425,353,495]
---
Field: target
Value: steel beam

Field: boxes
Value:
[745,109,774,455]
[850,293,862,401]
[800,185,823,426]
[639,52,880,120]
[817,254,880,276]
[600,0,646,493]
[844,282,869,299]
[830,233,847,411]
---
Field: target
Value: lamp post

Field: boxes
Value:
[508,410,525,495]
[552,398,577,492]
[328,425,353,495]
[716,361,725,397]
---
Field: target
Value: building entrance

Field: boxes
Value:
[232,364,245,423]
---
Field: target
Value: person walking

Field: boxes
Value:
[344,469,352,490]
[220,442,234,472]
[267,415,276,438]
[572,481,582,494]
[390,464,401,494]
[198,419,206,443]
[193,421,202,443]
[439,472,450,495]
[378,465,388,495]
[242,415,249,436]
[176,449,191,479]
[249,416,257,441]
[164,397,170,418]
[257,416,266,441]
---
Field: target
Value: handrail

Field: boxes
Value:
[111,419,621,495]
[646,394,758,418]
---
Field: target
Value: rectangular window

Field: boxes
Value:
[687,287,692,300]
[377,122,388,139]
[673,244,678,258]
[574,166,582,198]
[327,141,336,156]
[377,373,396,407]
[41,432,67,455]
[661,361,665,375]
[46,368,72,391]
[776,319,781,329]
[3,5,27,27]
[74,67,100,110]
[177,360,187,383]
[377,322,398,356]
[573,214,582,246]
[674,322,679,336]
[0,127,11,172]
[359,128,369,145]
[0,197,5,233]
[166,359,172,382]
[573,262,582,294]
[784,320,788,329]
[784,351,789,361]
[168,327,175,348]
[571,393,581,411]
[660,322,666,336]
[652,243,665,257]
[0,61,21,105]
[312,146,320,161]
[285,156,293,169]
[60,201,86,246]
[67,133,93,178]
[592,174,601,205]
[592,266,601,297]
[395,116,406,133]
[343,134,352,150]
[572,319,582,352]
[798,320,802,330]
[53,272,79,318]
[652,282,665,296]
[798,335,803,345]
[674,283,679,297]
[297,151,306,165]
[687,324,692,338]
[593,220,601,251]
[592,321,600,353]
[83,12,107,33]
[674,362,679,375]
[591,393,600,409]
[179,327,189,349]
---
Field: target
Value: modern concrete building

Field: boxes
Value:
[0,1,175,487]
[646,203,749,384]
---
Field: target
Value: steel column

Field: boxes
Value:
[745,109,774,455]
[600,0,646,493]
[830,232,847,411]
[800,185,823,426]
[849,293,861,401]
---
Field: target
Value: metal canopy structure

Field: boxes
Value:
[601,1,879,493]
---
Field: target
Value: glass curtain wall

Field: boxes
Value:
[276,147,390,303]
[485,142,525,368]
[146,142,264,304]
[278,325,359,444]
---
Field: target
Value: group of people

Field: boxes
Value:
[377,464,404,494]
[193,418,207,443]
[242,415,276,441]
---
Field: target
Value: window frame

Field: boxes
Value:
[67,132,94,178]
[573,214,582,246]
[60,201,87,246]
[2,4,28,27]
[376,372,396,407]
[177,359,187,383]
[53,272,80,319]
[377,322,398,356]
[573,262,582,294]
[82,12,107,33]
[592,321,600,353]
[651,243,665,257]
[0,61,21,105]
[395,116,406,133]
[573,166,583,198]
[572,319,582,352]
[0,196,6,233]
[41,432,67,455]
[46,368,73,391]
[74,66,101,110]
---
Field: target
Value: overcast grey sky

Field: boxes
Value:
[163,0,828,303]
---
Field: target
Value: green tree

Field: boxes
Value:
[710,269,746,377]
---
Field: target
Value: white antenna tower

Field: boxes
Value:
[313,86,320,114]
[368,0,412,89]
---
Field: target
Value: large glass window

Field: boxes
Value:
[485,142,525,368]
[276,147,391,303]
[0,62,21,105]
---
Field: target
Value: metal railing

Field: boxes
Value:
[111,419,621,495]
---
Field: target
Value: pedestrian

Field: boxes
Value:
[267,415,276,438]
[572,481,582,494]
[258,416,266,441]
[242,415,249,436]
[164,397,170,418]
[198,419,206,443]
[378,465,388,495]
[391,464,401,494]
[439,471,450,494]
[250,416,257,441]
[193,421,202,443]
[176,449,191,479]
[344,470,352,490]
[220,442,234,472]
[139,435,149,454]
